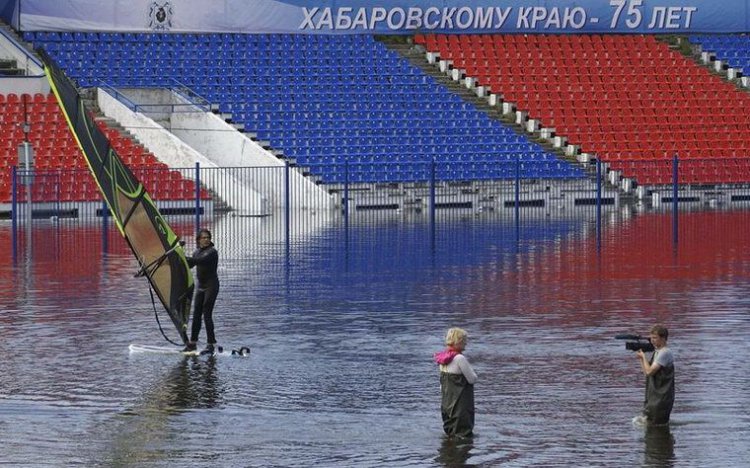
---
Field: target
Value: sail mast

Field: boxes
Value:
[40,50,194,344]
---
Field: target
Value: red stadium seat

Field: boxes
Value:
[423,32,750,185]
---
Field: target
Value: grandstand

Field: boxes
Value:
[4,2,750,216]
[0,91,208,204]
[415,33,750,186]
[689,34,750,77]
[22,32,585,186]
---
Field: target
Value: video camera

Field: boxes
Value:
[614,334,655,353]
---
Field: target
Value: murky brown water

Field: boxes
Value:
[1,209,749,466]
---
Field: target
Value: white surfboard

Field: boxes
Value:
[128,344,250,357]
[129,344,200,356]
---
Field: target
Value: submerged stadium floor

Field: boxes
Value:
[2,207,749,465]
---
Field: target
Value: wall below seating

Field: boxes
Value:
[0,76,47,95]
[98,88,269,215]
[172,111,333,211]
[0,27,47,94]
[98,88,332,213]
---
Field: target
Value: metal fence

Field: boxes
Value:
[6,157,750,262]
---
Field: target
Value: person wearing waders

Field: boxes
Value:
[434,327,477,438]
[183,229,220,354]
[636,324,675,425]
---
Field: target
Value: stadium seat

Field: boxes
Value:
[29,32,585,184]
[422,33,750,185]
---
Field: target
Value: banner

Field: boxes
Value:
[0,0,19,29]
[16,1,750,34]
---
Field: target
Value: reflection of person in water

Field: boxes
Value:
[101,356,224,464]
[435,435,473,466]
[643,424,675,465]
[643,425,674,466]
[434,327,477,438]
[169,356,224,410]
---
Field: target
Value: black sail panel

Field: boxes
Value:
[40,50,193,344]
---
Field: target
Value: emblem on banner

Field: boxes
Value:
[148,1,173,30]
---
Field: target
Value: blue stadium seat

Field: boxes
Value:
[31,32,585,183]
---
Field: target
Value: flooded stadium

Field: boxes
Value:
[3,1,750,466]
[1,207,749,467]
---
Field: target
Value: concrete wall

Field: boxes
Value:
[112,88,186,124]
[0,30,48,95]
[98,88,333,212]
[171,110,333,211]
[97,88,268,215]
[0,76,48,95]
[0,29,49,95]
[0,29,44,74]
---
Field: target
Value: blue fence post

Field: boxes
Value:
[11,166,17,264]
[53,170,61,219]
[515,156,520,241]
[195,162,201,233]
[343,159,349,221]
[52,171,61,257]
[430,159,436,253]
[596,159,602,251]
[102,198,108,254]
[284,161,292,286]
[285,160,291,256]
[341,160,349,260]
[672,154,679,245]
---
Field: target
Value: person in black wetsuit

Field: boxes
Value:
[183,229,220,353]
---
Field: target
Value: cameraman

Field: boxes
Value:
[636,325,675,425]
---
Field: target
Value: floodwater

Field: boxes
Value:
[1,207,749,467]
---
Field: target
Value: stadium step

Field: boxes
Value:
[0,22,31,76]
[383,41,498,116]
[383,38,574,166]
[676,34,750,94]
[0,58,24,76]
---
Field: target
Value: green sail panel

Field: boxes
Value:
[40,50,193,344]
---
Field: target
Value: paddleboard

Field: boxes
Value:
[128,344,250,357]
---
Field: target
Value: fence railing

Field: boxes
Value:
[6,157,750,260]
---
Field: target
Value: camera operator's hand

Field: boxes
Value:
[637,348,662,376]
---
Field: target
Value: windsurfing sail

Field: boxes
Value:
[39,50,193,344]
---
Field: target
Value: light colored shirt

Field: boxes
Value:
[654,347,674,367]
[439,354,478,384]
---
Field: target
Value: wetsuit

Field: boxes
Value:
[187,243,219,345]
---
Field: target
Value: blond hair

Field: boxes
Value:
[445,327,468,348]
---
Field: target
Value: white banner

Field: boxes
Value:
[16,0,745,34]
[20,0,302,33]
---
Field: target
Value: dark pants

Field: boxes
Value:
[644,363,675,425]
[440,372,475,438]
[190,282,219,344]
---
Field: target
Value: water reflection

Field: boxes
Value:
[98,356,225,465]
[643,425,675,467]
[3,208,750,466]
[160,356,225,410]
[436,436,474,467]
